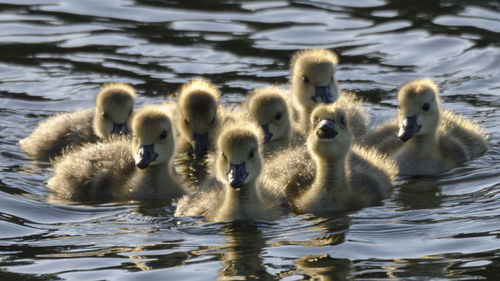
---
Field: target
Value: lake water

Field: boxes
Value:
[1,0,499,280]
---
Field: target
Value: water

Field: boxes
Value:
[1,0,499,280]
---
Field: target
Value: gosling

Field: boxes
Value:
[174,121,287,222]
[263,104,397,215]
[290,49,368,139]
[19,82,136,161]
[245,85,304,156]
[363,78,488,176]
[47,105,186,202]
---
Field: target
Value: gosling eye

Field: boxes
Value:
[312,116,319,127]
[422,102,430,111]
[221,152,227,162]
[301,75,309,84]
[249,149,254,159]
[159,130,168,140]
[102,112,109,120]
[210,116,216,125]
[275,111,282,121]
[184,118,189,126]
[339,116,346,126]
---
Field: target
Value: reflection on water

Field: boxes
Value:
[0,0,500,279]
[216,222,275,280]
[295,255,352,281]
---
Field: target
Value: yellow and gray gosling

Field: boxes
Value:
[263,104,397,215]
[169,79,235,187]
[47,105,186,202]
[289,49,368,139]
[363,78,488,176]
[245,85,304,156]
[173,78,226,159]
[19,82,136,161]
[174,121,287,222]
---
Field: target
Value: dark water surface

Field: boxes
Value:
[1,0,499,280]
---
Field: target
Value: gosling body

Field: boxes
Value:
[175,121,287,222]
[47,105,186,202]
[263,104,397,215]
[363,78,488,176]
[19,82,136,161]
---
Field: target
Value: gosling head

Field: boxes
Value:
[290,49,339,111]
[397,78,441,142]
[93,82,136,139]
[216,122,263,190]
[131,105,175,170]
[308,104,351,161]
[247,86,291,144]
[177,79,220,159]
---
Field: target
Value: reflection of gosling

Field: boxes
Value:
[245,85,304,156]
[263,104,397,215]
[175,121,287,222]
[363,78,488,175]
[295,255,352,281]
[289,49,367,138]
[47,105,186,202]
[19,82,136,161]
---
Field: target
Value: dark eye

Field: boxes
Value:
[102,112,109,119]
[422,103,430,111]
[221,152,227,162]
[339,116,346,126]
[312,116,319,126]
[210,116,216,125]
[184,118,189,126]
[128,109,133,117]
[159,130,167,140]
[275,111,282,121]
[397,105,401,110]
[249,149,254,159]
[301,75,309,83]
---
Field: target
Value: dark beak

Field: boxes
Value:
[227,163,248,189]
[193,132,209,159]
[313,86,334,103]
[111,122,130,135]
[398,115,421,142]
[316,119,337,139]
[261,123,273,143]
[135,144,158,169]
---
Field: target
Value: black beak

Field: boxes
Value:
[111,122,130,135]
[261,123,273,143]
[135,144,158,169]
[313,86,334,103]
[193,132,209,159]
[316,119,337,139]
[227,163,248,189]
[398,115,421,142]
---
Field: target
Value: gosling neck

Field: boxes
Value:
[402,127,440,157]
[266,128,292,156]
[219,179,262,220]
[136,160,184,196]
[312,152,348,197]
